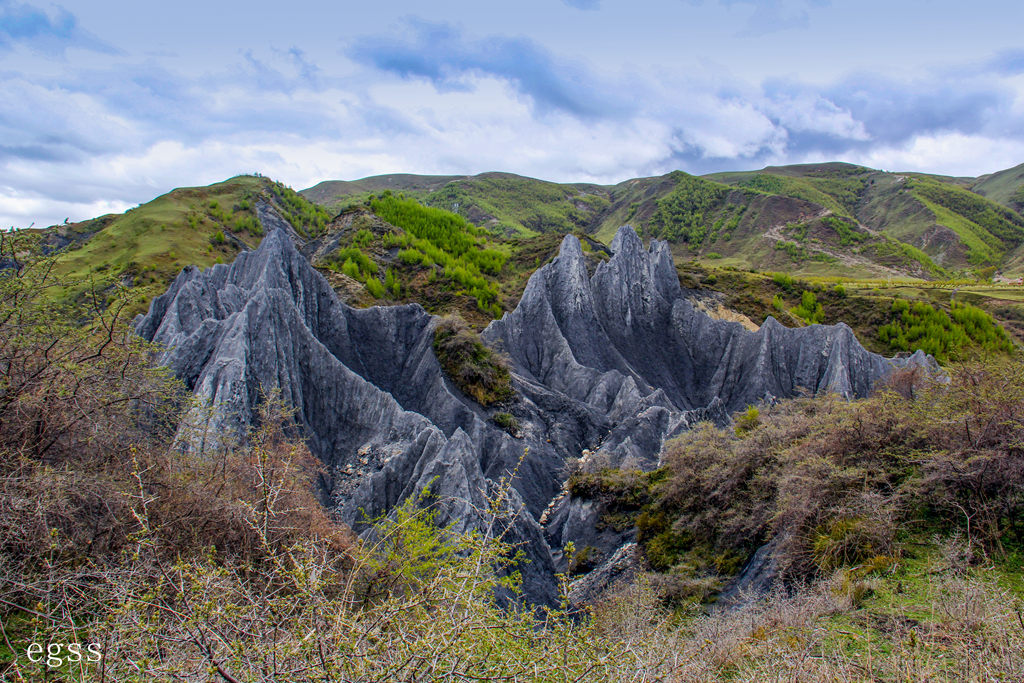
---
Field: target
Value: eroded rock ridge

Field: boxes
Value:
[135,213,930,604]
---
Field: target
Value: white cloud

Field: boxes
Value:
[850,132,1024,177]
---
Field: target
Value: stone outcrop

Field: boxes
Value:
[135,209,932,605]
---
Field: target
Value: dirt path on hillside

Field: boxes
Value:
[762,209,907,277]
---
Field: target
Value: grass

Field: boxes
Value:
[915,195,1002,264]
[426,172,610,237]
[50,175,268,315]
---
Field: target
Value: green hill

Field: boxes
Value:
[971,161,1024,212]
[40,175,332,316]
[305,163,1024,279]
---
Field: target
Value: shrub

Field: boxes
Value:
[734,405,760,435]
[433,316,514,406]
[353,228,374,248]
[791,289,824,324]
[384,267,399,297]
[811,517,888,572]
[878,297,1013,362]
[365,276,385,298]
[211,230,226,245]
[492,412,519,434]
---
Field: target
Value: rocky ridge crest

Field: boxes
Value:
[135,207,931,604]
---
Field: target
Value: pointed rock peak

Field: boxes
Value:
[248,221,298,260]
[558,233,584,258]
[648,239,681,300]
[610,225,643,255]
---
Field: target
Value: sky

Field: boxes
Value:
[3,0,1024,228]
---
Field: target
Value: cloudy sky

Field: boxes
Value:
[3,0,1024,228]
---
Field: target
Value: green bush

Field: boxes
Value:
[791,289,824,324]
[211,230,226,245]
[772,272,796,293]
[370,195,505,315]
[353,228,374,248]
[734,405,760,435]
[341,258,361,280]
[365,277,385,298]
[822,215,867,246]
[650,172,729,245]
[811,517,885,572]
[271,182,331,237]
[433,316,514,406]
[491,412,519,434]
[384,267,400,297]
[878,298,1013,362]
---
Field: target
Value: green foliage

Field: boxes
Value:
[491,412,519,434]
[426,174,610,235]
[822,215,868,246]
[912,177,1024,247]
[271,181,331,237]
[353,228,374,247]
[331,247,377,281]
[650,172,730,244]
[734,171,867,216]
[233,213,263,236]
[365,276,385,298]
[832,283,846,298]
[341,258,360,279]
[791,289,825,324]
[775,240,836,264]
[397,247,427,265]
[384,267,400,297]
[775,240,808,262]
[772,293,785,311]
[1010,183,1024,211]
[433,316,514,406]
[370,194,506,315]
[811,517,885,572]
[210,230,226,245]
[865,238,947,277]
[878,298,1014,362]
[734,405,760,435]
[772,271,797,293]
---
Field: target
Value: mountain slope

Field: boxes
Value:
[971,161,1024,211]
[42,175,331,315]
[304,163,1024,277]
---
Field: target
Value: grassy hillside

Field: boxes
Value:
[424,172,610,236]
[971,161,1024,211]
[40,175,333,317]
[304,172,611,238]
[303,173,464,209]
[709,163,1024,274]
[304,163,1024,278]
[301,192,598,328]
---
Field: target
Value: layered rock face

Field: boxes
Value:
[136,211,929,604]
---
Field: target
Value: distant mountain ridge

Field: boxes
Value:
[303,162,1024,277]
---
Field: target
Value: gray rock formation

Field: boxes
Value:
[135,211,931,606]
